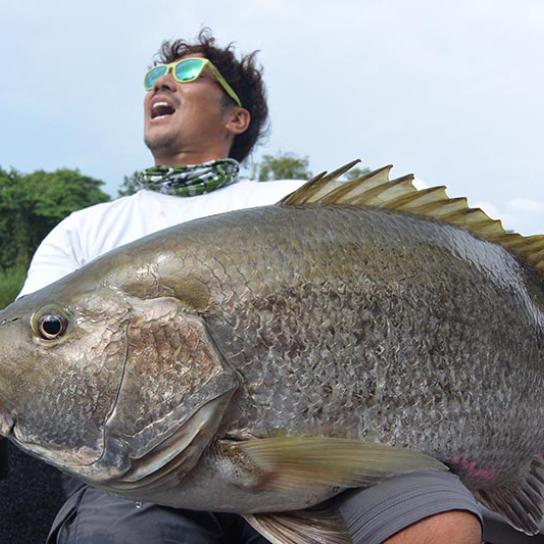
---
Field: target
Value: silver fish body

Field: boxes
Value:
[1,179,544,537]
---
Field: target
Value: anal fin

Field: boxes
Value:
[243,507,351,544]
[475,455,544,535]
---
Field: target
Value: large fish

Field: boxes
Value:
[0,161,543,543]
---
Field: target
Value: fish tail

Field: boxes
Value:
[474,454,544,535]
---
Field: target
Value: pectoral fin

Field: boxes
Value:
[243,507,351,544]
[227,436,446,492]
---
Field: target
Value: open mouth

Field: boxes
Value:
[151,101,176,120]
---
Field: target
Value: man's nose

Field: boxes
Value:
[153,69,176,92]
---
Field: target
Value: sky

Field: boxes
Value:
[1,0,543,235]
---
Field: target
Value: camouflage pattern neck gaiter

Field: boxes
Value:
[137,158,240,197]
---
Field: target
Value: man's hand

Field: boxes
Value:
[383,510,482,544]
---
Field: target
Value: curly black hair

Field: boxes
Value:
[157,28,268,163]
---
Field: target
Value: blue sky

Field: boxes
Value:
[1,0,543,235]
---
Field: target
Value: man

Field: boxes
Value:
[20,29,482,544]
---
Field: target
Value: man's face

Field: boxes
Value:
[143,54,233,161]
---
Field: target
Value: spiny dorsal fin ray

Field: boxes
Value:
[280,160,361,206]
[409,197,467,216]
[343,175,416,207]
[385,186,450,211]
[286,171,328,205]
[312,165,394,206]
[515,236,544,254]
[280,160,544,274]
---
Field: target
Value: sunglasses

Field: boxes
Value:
[144,57,242,107]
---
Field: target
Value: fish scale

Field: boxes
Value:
[2,164,544,542]
[198,207,540,455]
[155,204,544,522]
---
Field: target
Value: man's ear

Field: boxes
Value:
[225,107,251,136]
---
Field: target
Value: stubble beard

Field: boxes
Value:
[144,129,181,160]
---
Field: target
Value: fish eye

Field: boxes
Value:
[38,314,68,339]
[31,306,70,340]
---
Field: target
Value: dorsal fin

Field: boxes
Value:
[280,160,544,273]
[282,159,361,205]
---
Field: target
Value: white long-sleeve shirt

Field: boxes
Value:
[19,179,305,296]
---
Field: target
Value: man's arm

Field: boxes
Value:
[384,510,481,544]
[337,470,483,544]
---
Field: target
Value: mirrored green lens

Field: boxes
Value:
[144,65,168,90]
[174,59,205,82]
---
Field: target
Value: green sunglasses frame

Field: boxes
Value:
[144,57,242,107]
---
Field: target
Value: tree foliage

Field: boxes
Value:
[117,171,142,197]
[0,167,110,270]
[255,151,313,181]
[0,265,27,309]
[343,165,371,181]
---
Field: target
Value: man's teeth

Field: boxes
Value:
[151,101,175,118]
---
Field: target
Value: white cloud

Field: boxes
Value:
[472,201,518,232]
[507,198,544,213]
[472,200,501,219]
[412,177,428,190]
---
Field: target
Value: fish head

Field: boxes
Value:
[0,279,131,473]
[0,267,240,493]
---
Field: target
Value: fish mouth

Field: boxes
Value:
[0,398,14,437]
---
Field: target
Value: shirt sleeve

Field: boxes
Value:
[18,213,84,297]
[335,470,483,544]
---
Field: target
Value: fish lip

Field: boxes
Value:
[0,399,14,437]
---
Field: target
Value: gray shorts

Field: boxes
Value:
[48,470,482,544]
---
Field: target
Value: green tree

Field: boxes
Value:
[343,165,371,181]
[117,171,142,197]
[0,167,110,271]
[0,265,27,309]
[256,151,313,181]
